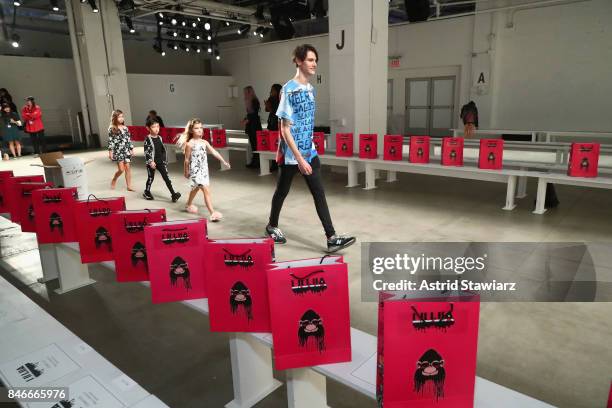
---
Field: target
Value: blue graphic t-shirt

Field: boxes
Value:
[276,79,318,165]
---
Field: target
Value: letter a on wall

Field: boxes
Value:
[472,54,490,95]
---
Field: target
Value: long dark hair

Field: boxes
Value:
[244,86,260,113]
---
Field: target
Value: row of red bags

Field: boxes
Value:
[0,170,482,406]
[127,126,228,147]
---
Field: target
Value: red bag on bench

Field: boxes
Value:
[5,175,45,223]
[360,134,378,159]
[0,170,14,213]
[206,238,275,332]
[112,209,167,282]
[409,136,431,164]
[441,137,464,166]
[377,292,480,407]
[204,128,211,143]
[568,142,600,178]
[212,129,227,148]
[267,255,351,370]
[15,182,53,232]
[145,219,208,303]
[478,139,504,170]
[32,187,78,244]
[336,133,354,157]
[269,131,280,152]
[313,132,325,155]
[384,135,403,161]
[256,130,270,151]
[75,196,126,264]
[165,127,184,144]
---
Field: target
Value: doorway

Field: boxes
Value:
[405,76,455,137]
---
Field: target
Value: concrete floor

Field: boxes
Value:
[1,148,611,407]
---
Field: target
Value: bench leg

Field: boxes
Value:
[516,175,528,199]
[246,145,253,165]
[346,161,359,187]
[287,368,330,408]
[226,333,282,408]
[54,244,96,294]
[374,169,381,180]
[386,171,397,183]
[533,178,548,215]
[364,164,377,190]
[259,156,271,176]
[38,243,59,283]
[166,146,177,164]
[503,176,517,211]
[219,150,230,171]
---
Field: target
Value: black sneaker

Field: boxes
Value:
[171,192,181,203]
[326,234,356,253]
[143,191,154,200]
[266,225,287,244]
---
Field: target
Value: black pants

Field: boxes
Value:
[269,156,335,238]
[30,130,46,154]
[145,162,176,195]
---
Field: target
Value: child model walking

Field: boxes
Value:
[108,109,135,191]
[180,118,230,221]
[143,118,181,202]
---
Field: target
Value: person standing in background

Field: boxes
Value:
[0,89,18,112]
[242,86,262,168]
[21,97,45,155]
[145,110,165,128]
[460,101,478,138]
[0,103,23,158]
[265,84,282,131]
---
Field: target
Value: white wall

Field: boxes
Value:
[126,74,235,128]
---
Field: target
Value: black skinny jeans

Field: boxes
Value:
[268,156,335,238]
[30,130,46,154]
[145,162,176,195]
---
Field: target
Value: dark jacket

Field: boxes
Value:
[144,135,167,165]
[266,96,280,131]
[460,102,479,127]
[245,99,262,133]
[0,111,22,140]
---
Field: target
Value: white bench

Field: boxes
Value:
[542,130,612,143]
[0,274,166,407]
[532,172,612,214]
[452,128,538,142]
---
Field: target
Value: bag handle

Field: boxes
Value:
[87,194,109,204]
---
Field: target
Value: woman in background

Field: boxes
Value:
[21,96,45,154]
[265,84,282,131]
[242,86,262,168]
[0,103,23,158]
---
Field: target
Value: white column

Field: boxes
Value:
[329,0,388,152]
[69,0,132,146]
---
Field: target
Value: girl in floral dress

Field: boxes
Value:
[179,118,230,221]
[108,109,135,191]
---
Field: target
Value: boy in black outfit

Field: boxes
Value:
[143,118,181,202]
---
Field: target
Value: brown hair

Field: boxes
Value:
[108,109,124,135]
[292,44,318,67]
[176,118,203,149]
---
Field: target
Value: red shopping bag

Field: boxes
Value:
[31,187,78,244]
[360,134,378,159]
[384,135,403,161]
[313,132,325,155]
[15,182,53,232]
[5,175,45,223]
[269,131,280,152]
[336,133,354,157]
[256,130,269,151]
[144,219,208,303]
[377,292,480,408]
[204,128,211,143]
[212,129,227,148]
[74,195,126,264]
[165,127,184,144]
[441,137,464,166]
[127,126,147,142]
[206,238,275,332]
[478,139,503,170]
[409,136,431,164]
[568,142,600,178]
[111,209,167,282]
[0,170,15,213]
[267,255,351,370]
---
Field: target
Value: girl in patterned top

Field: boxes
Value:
[178,118,230,221]
[108,109,135,191]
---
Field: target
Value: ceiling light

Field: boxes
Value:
[204,20,211,31]
[87,0,98,13]
[50,0,59,11]
[238,24,250,35]
[126,17,135,34]
[11,33,20,48]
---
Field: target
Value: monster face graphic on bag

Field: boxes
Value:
[131,241,147,267]
[411,304,455,331]
[487,152,495,162]
[298,309,325,352]
[389,146,396,156]
[169,256,191,290]
[414,349,445,400]
[94,226,112,249]
[581,158,589,170]
[52,400,75,408]
[229,281,253,320]
[341,143,347,152]
[417,147,424,158]
[290,270,327,295]
[365,144,371,153]
[17,362,43,382]
[449,149,457,160]
[49,213,63,234]
[27,204,34,221]
[223,248,254,268]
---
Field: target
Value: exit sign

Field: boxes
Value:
[389,58,401,68]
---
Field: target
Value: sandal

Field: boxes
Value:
[210,211,223,222]
[186,204,198,214]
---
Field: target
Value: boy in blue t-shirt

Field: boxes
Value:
[265,44,356,253]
